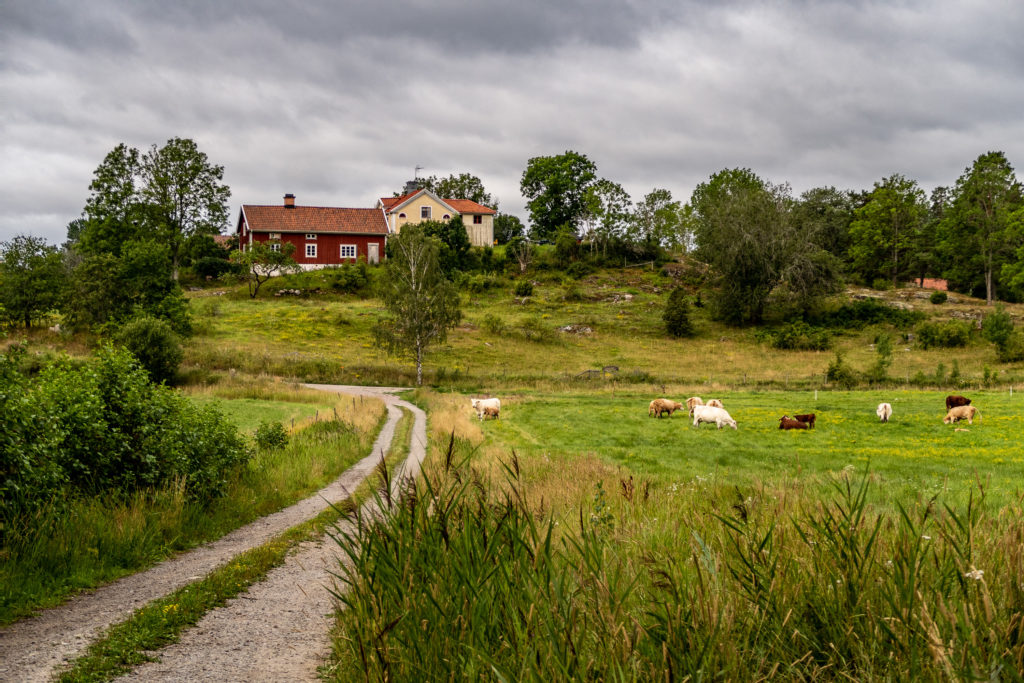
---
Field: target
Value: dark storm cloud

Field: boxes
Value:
[2,0,1024,244]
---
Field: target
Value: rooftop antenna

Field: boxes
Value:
[414,165,424,180]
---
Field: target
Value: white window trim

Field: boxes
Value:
[269,232,281,239]
[305,233,317,240]
[421,205,431,219]
[269,243,281,253]
[305,243,317,258]
[340,244,357,259]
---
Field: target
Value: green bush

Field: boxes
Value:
[481,314,507,335]
[982,306,1014,349]
[811,299,923,330]
[760,321,830,350]
[929,291,948,305]
[565,261,594,280]
[871,278,892,291]
[464,274,501,293]
[114,315,183,385]
[996,329,1024,362]
[662,287,695,338]
[254,420,289,451]
[916,320,972,349]
[0,347,249,524]
[330,262,370,294]
[518,317,556,343]
[826,351,858,388]
[513,280,534,297]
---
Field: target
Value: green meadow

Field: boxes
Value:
[480,390,1023,500]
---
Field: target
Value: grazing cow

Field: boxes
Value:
[945,395,971,411]
[649,398,684,418]
[706,399,724,408]
[779,415,809,430]
[470,397,501,421]
[943,405,979,424]
[693,405,738,430]
[482,405,500,420]
[686,397,704,416]
[876,403,892,423]
[793,413,816,429]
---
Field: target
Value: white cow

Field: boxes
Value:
[692,405,738,430]
[876,402,892,423]
[470,397,501,421]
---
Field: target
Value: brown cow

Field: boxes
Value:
[779,415,809,430]
[649,398,683,418]
[943,405,979,424]
[945,395,971,411]
[793,413,816,429]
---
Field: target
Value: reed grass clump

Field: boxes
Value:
[329,449,1024,680]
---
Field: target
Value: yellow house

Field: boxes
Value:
[378,188,496,247]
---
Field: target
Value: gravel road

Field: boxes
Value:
[0,385,426,683]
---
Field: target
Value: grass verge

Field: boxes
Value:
[56,407,413,683]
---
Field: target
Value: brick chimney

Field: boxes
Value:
[284,193,296,209]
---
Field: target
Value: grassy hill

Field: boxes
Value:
[180,263,1024,391]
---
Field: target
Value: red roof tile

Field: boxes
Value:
[240,205,388,235]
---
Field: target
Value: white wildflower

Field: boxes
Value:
[964,567,984,581]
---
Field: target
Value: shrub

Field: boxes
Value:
[330,262,370,294]
[565,261,594,280]
[996,329,1024,362]
[826,351,858,388]
[192,256,237,280]
[916,320,971,349]
[114,315,183,385]
[562,284,584,302]
[464,274,500,293]
[662,287,695,338]
[865,333,893,384]
[481,314,507,335]
[1,347,249,523]
[982,306,1014,349]
[929,291,948,305]
[518,317,556,343]
[811,299,923,330]
[254,420,289,451]
[760,321,830,350]
[513,280,534,297]
[871,278,891,291]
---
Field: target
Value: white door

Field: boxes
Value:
[368,243,379,264]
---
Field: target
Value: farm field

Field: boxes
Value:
[463,389,1024,509]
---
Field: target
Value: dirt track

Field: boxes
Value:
[0,385,426,683]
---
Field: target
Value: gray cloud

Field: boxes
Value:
[2,0,1024,245]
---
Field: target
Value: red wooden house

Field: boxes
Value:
[236,194,388,268]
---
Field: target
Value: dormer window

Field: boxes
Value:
[421,206,431,219]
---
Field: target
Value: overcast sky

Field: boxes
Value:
[2,0,1023,245]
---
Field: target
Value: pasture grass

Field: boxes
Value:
[181,269,1024,390]
[0,393,386,626]
[327,388,1024,680]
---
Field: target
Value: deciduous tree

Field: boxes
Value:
[420,173,496,208]
[940,151,1023,304]
[0,236,66,328]
[847,174,926,287]
[374,225,461,385]
[520,151,597,241]
[493,214,525,244]
[230,240,299,298]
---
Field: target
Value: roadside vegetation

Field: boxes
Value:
[0,363,385,625]
[327,388,1024,680]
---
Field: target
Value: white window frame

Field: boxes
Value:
[420,205,431,219]
[305,243,317,258]
[269,242,281,253]
[340,244,357,259]
[269,232,281,239]
[305,233,317,240]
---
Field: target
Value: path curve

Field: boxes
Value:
[0,385,426,683]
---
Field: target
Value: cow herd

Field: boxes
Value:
[643,394,981,431]
[470,393,982,429]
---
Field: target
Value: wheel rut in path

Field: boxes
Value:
[0,385,426,683]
